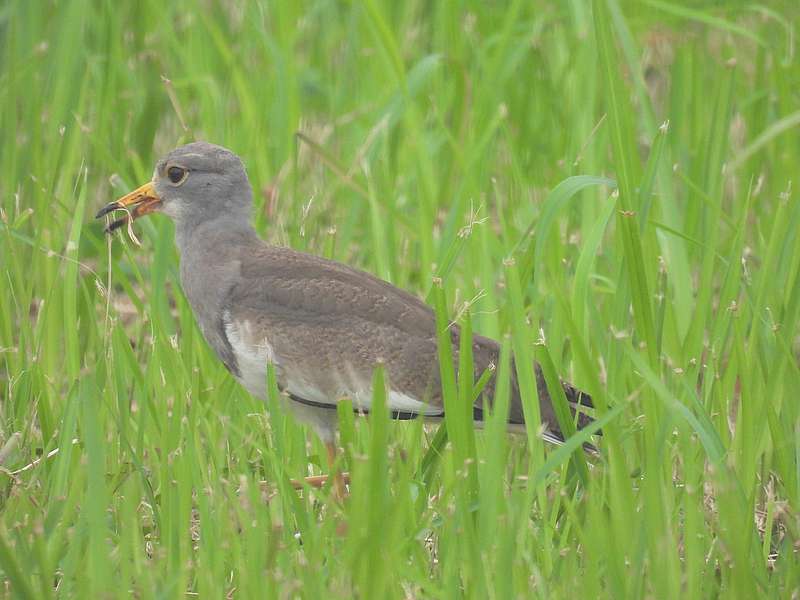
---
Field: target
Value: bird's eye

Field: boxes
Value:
[167,166,187,184]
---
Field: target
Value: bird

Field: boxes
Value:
[96,141,596,493]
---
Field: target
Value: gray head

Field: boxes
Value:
[96,141,253,235]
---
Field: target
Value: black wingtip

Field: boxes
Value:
[563,382,594,409]
[575,390,594,408]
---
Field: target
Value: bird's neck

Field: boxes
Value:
[174,211,256,253]
[174,214,260,339]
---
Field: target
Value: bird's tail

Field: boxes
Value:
[519,365,599,448]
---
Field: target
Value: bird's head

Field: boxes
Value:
[96,141,252,233]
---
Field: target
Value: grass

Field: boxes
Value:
[1,0,799,597]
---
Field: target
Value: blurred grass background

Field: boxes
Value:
[1,0,799,597]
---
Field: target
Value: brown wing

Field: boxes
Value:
[225,245,485,411]
[225,243,590,440]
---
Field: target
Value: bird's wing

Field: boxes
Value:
[223,244,457,416]
[222,243,593,442]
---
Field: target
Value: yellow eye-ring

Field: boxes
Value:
[167,166,188,185]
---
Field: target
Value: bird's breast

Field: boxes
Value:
[223,313,280,398]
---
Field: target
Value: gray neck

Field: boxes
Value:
[173,212,259,380]
[173,212,260,371]
[174,210,256,253]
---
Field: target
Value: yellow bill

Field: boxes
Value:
[95,181,161,233]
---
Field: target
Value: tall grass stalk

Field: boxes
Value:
[1,1,798,597]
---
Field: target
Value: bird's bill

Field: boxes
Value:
[95,181,161,233]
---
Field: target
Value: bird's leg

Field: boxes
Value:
[325,440,349,501]
[293,474,328,488]
[290,441,350,500]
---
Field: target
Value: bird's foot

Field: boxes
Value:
[290,471,350,502]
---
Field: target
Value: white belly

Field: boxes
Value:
[223,313,439,416]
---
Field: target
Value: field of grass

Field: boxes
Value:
[2,0,799,597]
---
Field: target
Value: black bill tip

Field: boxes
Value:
[95,202,121,219]
[104,217,129,234]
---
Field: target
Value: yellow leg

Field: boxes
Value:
[290,441,350,500]
[326,441,349,501]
